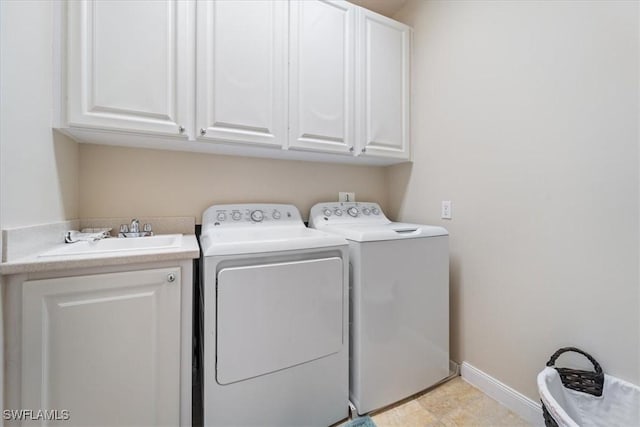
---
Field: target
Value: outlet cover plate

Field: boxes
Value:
[339,192,355,202]
[441,200,452,219]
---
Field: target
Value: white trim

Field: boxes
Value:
[461,361,544,427]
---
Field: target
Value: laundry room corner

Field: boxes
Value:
[387,0,640,406]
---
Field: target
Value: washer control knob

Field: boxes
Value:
[347,207,359,217]
[231,211,242,221]
[362,208,371,215]
[272,210,281,220]
[323,208,332,217]
[216,212,227,221]
[250,210,264,222]
[372,207,380,215]
[334,208,343,216]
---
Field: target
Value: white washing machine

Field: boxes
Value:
[200,204,349,427]
[309,202,449,415]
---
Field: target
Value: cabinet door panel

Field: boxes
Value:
[22,268,181,427]
[67,1,193,136]
[358,10,410,160]
[197,1,287,147]
[289,0,355,154]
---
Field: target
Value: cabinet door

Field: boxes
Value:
[289,0,356,154]
[22,268,181,426]
[196,1,287,147]
[67,1,194,137]
[357,10,411,160]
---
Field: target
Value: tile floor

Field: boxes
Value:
[366,377,531,427]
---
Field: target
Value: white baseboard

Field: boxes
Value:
[460,361,544,427]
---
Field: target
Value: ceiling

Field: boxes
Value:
[347,0,408,17]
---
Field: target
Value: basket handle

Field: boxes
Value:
[546,347,603,374]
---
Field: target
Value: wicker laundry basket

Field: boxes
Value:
[537,347,640,427]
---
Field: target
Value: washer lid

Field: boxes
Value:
[201,226,347,256]
[320,222,448,242]
[309,202,448,242]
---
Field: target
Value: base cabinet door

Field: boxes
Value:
[357,9,411,160]
[21,268,181,427]
[66,0,193,137]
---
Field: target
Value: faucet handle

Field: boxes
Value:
[143,223,152,233]
[130,218,140,233]
[119,224,129,233]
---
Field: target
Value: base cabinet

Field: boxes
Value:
[18,267,183,426]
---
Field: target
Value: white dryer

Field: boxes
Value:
[309,202,449,415]
[200,204,349,427]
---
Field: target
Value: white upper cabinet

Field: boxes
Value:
[196,1,287,147]
[356,9,411,160]
[58,0,411,164]
[66,0,194,137]
[289,1,356,154]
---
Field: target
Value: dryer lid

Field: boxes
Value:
[201,227,347,256]
[215,257,343,384]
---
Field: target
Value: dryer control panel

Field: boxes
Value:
[202,204,303,229]
[309,202,389,228]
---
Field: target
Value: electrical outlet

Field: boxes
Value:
[339,192,355,202]
[441,201,452,219]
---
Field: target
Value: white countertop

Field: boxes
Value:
[0,234,200,275]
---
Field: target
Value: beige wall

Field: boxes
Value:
[0,1,80,415]
[390,0,639,400]
[78,144,388,223]
[0,1,79,232]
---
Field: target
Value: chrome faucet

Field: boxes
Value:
[118,219,153,238]
[130,218,140,233]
